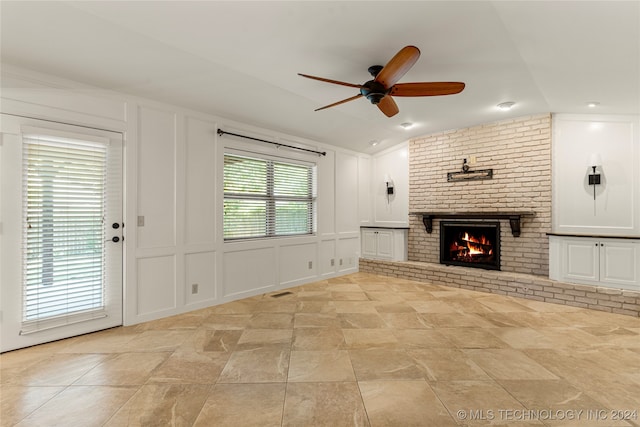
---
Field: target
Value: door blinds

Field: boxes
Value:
[21,133,108,334]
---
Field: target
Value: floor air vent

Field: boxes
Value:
[271,291,293,298]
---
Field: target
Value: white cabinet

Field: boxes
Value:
[600,242,640,287]
[361,228,408,261]
[549,235,640,291]
[561,238,600,283]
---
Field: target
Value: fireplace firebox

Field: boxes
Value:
[440,221,500,270]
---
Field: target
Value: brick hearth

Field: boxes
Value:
[359,258,640,317]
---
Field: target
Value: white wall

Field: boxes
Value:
[553,114,640,236]
[360,142,409,227]
[0,65,364,329]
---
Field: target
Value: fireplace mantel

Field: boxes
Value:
[411,211,536,237]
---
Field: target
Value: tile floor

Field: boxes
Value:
[1,272,640,426]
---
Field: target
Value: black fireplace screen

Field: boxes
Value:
[440,221,500,270]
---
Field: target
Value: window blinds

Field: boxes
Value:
[223,153,316,240]
[21,134,107,334]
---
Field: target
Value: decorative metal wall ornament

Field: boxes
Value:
[447,158,493,182]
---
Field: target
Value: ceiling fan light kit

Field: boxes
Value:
[299,45,465,118]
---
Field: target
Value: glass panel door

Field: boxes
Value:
[0,115,123,352]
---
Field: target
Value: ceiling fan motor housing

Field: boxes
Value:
[360,80,387,104]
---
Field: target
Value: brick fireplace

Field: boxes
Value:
[408,114,552,276]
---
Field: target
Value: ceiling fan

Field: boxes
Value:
[299,45,465,118]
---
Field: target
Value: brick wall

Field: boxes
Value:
[409,114,552,276]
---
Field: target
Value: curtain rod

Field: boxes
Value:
[217,129,326,156]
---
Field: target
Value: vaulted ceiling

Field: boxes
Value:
[1,1,638,153]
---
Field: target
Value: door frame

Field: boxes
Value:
[0,114,124,352]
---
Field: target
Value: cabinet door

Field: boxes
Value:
[361,229,378,258]
[376,230,395,259]
[600,240,640,290]
[562,238,599,284]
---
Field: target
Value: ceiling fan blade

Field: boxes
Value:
[377,95,399,117]
[374,46,421,89]
[298,73,362,88]
[315,94,363,111]
[390,82,466,97]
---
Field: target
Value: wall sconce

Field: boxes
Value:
[588,153,603,200]
[384,174,394,204]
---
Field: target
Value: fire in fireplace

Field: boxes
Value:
[440,221,500,270]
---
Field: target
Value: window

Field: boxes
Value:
[223,152,316,240]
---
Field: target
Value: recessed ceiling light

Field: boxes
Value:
[497,101,516,111]
[369,139,379,146]
[587,101,600,108]
[400,122,414,129]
